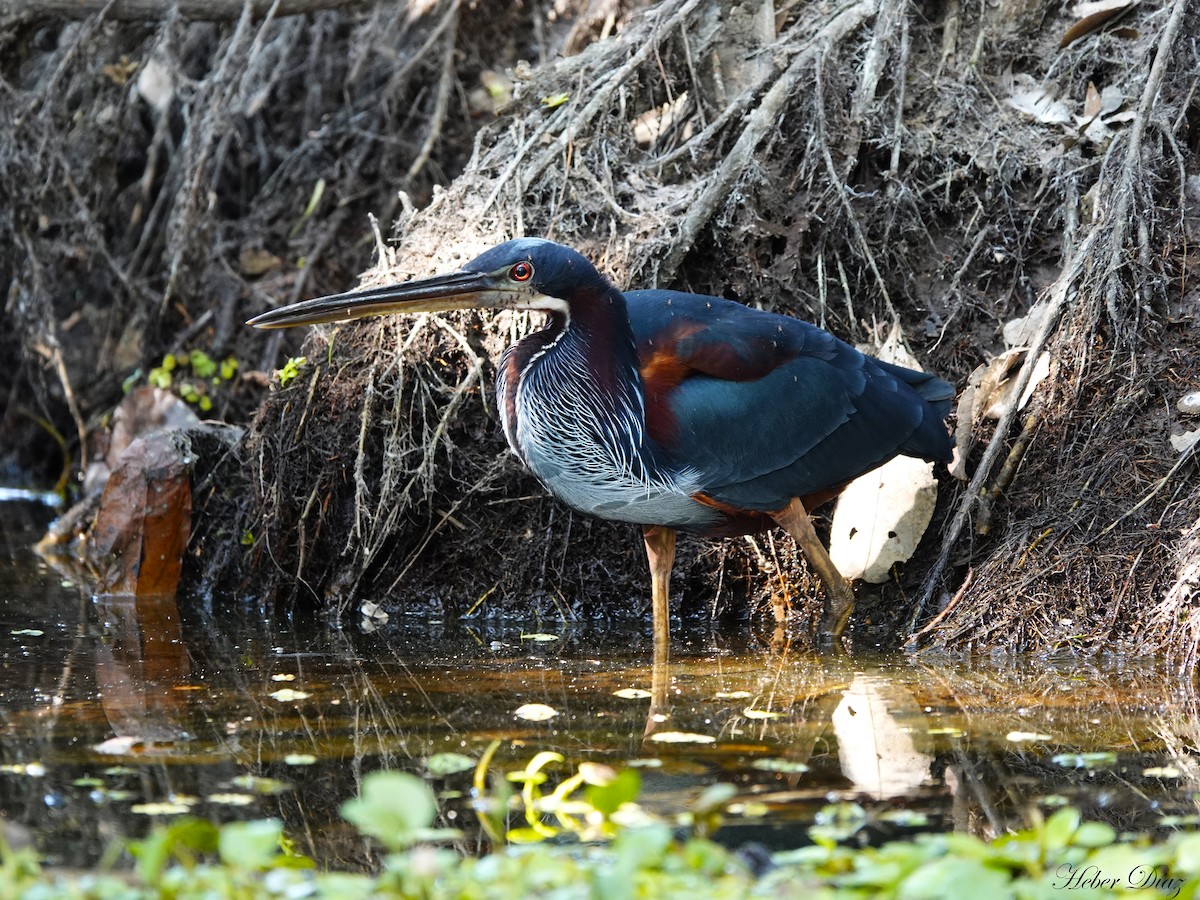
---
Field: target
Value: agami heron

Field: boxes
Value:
[249,239,954,650]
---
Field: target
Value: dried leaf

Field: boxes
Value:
[514,703,559,721]
[268,688,310,702]
[1060,0,1139,48]
[94,736,141,755]
[1084,81,1102,118]
[742,707,784,720]
[1007,79,1072,125]
[829,328,939,583]
[1170,429,1200,455]
[647,731,716,744]
[831,676,931,799]
[1007,731,1053,742]
[237,247,282,276]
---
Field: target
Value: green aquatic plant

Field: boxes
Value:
[5,764,1200,899]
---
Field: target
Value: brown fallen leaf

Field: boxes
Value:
[1060,0,1139,48]
[88,432,192,597]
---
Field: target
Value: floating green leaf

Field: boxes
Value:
[1051,751,1118,769]
[751,758,809,775]
[426,752,475,777]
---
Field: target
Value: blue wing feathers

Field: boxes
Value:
[626,289,953,513]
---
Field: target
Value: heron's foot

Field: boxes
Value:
[816,584,855,651]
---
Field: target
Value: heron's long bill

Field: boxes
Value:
[246,270,505,329]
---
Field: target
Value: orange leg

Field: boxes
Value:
[642,525,675,737]
[642,525,676,662]
[771,498,856,640]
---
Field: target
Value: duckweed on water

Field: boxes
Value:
[5,767,1200,899]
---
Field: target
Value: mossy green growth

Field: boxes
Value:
[141,349,240,411]
[4,771,1200,899]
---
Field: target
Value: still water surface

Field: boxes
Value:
[1,498,1197,870]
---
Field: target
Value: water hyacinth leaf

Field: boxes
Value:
[1042,807,1081,849]
[219,819,283,869]
[130,817,218,885]
[341,771,459,852]
[1175,832,1200,873]
[425,752,475,776]
[514,703,559,721]
[898,856,1011,900]
[1072,821,1116,848]
[587,768,641,816]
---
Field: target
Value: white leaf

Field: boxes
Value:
[514,703,559,721]
[647,731,716,744]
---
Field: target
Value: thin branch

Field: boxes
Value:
[0,0,363,21]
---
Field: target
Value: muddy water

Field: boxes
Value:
[2,498,1198,870]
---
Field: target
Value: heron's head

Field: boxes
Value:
[247,238,613,329]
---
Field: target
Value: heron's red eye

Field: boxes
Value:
[510,261,534,282]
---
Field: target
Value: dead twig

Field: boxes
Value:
[0,0,363,21]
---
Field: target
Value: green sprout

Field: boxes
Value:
[275,357,307,388]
